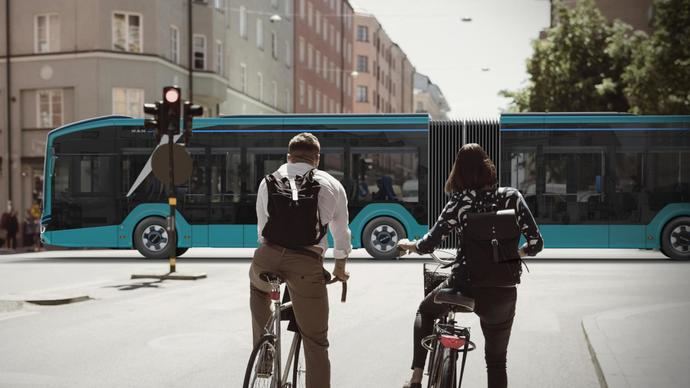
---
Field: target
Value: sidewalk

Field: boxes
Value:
[582,302,690,388]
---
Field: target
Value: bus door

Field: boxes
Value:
[177,147,210,245]
[541,146,609,247]
[208,148,243,247]
[243,147,286,245]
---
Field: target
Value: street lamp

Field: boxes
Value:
[269,14,282,23]
[461,17,473,22]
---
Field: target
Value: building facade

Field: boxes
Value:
[220,0,294,115]
[413,72,449,120]
[555,0,655,33]
[351,12,414,114]
[293,0,354,113]
[0,0,289,230]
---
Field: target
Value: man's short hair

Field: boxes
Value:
[288,132,320,163]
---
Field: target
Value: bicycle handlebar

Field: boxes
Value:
[327,277,347,303]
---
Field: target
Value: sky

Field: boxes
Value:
[350,0,552,118]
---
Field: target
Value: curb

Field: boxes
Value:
[581,318,609,388]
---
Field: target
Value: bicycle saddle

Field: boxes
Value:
[259,269,332,283]
[259,272,283,283]
[434,288,475,313]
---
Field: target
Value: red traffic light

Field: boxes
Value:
[165,88,180,103]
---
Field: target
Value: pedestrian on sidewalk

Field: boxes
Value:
[1,201,19,250]
[249,132,352,388]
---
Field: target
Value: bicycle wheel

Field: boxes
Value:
[427,341,442,388]
[438,348,458,388]
[289,334,306,388]
[243,336,277,388]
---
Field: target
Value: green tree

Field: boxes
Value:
[624,0,690,114]
[501,0,644,112]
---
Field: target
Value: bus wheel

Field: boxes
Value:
[661,217,690,260]
[362,217,407,260]
[134,217,174,260]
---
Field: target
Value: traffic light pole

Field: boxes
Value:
[167,124,177,273]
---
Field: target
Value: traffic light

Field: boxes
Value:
[183,101,203,144]
[143,101,163,141]
[162,86,181,136]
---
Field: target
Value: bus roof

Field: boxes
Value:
[500,113,690,125]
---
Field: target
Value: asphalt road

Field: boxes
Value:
[0,248,687,388]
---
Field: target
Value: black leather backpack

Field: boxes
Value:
[462,209,523,287]
[262,169,328,249]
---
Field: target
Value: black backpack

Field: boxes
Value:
[261,169,327,249]
[462,209,523,287]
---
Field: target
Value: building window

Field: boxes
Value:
[257,73,264,100]
[330,25,335,47]
[356,85,367,102]
[272,81,278,107]
[170,25,179,63]
[336,68,341,88]
[300,0,305,19]
[308,2,313,27]
[37,89,63,127]
[285,41,291,67]
[316,90,321,111]
[316,10,321,34]
[357,25,368,42]
[112,88,143,117]
[271,32,278,59]
[315,50,320,73]
[214,0,225,10]
[322,19,328,41]
[308,85,313,110]
[322,54,328,79]
[299,80,305,106]
[215,40,223,75]
[357,55,368,73]
[256,19,264,49]
[239,6,247,38]
[299,37,305,63]
[112,12,142,52]
[240,63,247,92]
[336,31,341,52]
[308,44,313,69]
[285,89,291,112]
[193,34,206,70]
[35,13,60,53]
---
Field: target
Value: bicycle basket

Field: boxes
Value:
[423,263,450,296]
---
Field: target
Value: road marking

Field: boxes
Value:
[0,310,39,322]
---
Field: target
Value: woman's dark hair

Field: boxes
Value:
[444,143,497,193]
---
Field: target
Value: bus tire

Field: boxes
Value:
[176,248,189,257]
[362,216,407,260]
[661,217,690,260]
[134,216,174,260]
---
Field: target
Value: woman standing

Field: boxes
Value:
[398,143,544,388]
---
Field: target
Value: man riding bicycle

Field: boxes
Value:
[249,132,352,388]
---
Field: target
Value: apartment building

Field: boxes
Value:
[351,12,414,114]
[555,0,655,32]
[413,72,449,120]
[220,0,294,114]
[293,0,354,113]
[0,0,289,225]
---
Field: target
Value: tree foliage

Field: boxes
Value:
[624,0,690,114]
[502,0,690,113]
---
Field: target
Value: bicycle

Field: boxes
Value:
[399,246,476,388]
[242,270,347,388]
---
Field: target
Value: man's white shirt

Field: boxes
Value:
[256,162,352,259]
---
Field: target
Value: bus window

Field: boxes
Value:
[209,149,241,223]
[612,152,644,223]
[351,147,419,203]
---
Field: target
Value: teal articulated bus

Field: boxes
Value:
[40,113,690,260]
[41,114,429,260]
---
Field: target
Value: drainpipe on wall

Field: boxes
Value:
[188,0,193,102]
[5,0,12,203]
